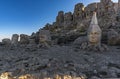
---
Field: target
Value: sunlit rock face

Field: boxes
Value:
[11,34,19,46]
[87,12,102,46]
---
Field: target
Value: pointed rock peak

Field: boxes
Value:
[91,12,98,25]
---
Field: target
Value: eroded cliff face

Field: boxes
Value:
[43,0,118,31]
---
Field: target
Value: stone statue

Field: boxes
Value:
[87,12,102,47]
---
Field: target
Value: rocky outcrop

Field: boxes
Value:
[73,36,87,45]
[56,11,64,27]
[64,12,73,29]
[107,29,119,45]
[38,30,51,48]
[11,34,19,46]
[73,3,85,23]
[2,38,11,46]
[19,34,29,44]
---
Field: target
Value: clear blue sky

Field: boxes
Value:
[0,0,118,41]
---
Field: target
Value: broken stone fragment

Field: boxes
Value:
[2,38,11,46]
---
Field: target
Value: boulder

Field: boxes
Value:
[39,30,51,48]
[64,12,73,29]
[2,38,11,46]
[107,29,119,45]
[73,36,87,45]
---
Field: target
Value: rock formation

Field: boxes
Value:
[64,12,73,29]
[2,38,11,46]
[107,29,119,45]
[73,3,85,23]
[19,34,29,45]
[38,30,51,48]
[56,11,64,27]
[11,34,19,46]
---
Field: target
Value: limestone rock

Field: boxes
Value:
[19,34,29,44]
[76,23,86,32]
[2,38,11,46]
[107,29,119,45]
[64,12,73,29]
[73,3,85,22]
[73,36,87,45]
[28,38,36,45]
[11,34,19,46]
[56,11,64,26]
[85,3,97,17]
[39,30,51,48]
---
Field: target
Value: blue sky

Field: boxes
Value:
[0,0,118,41]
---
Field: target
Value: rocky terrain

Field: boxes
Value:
[0,0,120,79]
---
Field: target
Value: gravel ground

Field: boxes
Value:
[0,45,120,78]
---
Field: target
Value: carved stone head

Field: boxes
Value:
[88,12,102,46]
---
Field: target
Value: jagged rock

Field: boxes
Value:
[11,34,19,46]
[56,11,64,26]
[19,34,29,44]
[85,3,97,17]
[76,23,86,32]
[29,39,35,45]
[64,12,73,29]
[38,30,51,48]
[2,38,11,46]
[73,3,85,22]
[107,29,119,45]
